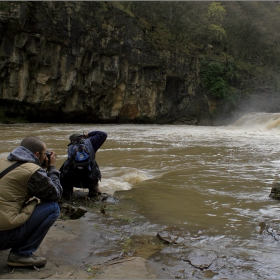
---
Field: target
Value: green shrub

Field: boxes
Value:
[200,57,239,99]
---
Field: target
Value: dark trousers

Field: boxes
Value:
[60,174,99,198]
[0,201,60,257]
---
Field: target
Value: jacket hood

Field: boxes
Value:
[7,146,41,166]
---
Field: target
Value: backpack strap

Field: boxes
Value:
[0,162,25,179]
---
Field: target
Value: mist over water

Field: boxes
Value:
[1,112,280,278]
[233,112,280,130]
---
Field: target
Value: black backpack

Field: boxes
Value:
[68,137,92,174]
[60,136,101,183]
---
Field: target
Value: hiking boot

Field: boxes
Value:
[7,252,47,267]
[88,187,102,197]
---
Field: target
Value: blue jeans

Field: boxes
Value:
[0,201,60,257]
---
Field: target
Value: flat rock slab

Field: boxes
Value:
[157,226,190,244]
[0,212,170,279]
[183,249,217,269]
[94,257,158,279]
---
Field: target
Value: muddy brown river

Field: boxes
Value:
[1,112,280,278]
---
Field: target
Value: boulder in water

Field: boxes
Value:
[269,181,280,200]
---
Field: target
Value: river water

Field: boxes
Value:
[1,112,280,278]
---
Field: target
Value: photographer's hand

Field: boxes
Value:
[43,151,57,170]
[49,151,57,167]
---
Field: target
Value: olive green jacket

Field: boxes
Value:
[0,153,40,231]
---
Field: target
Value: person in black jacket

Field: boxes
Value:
[60,130,107,199]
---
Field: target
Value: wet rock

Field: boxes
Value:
[183,249,217,270]
[59,203,87,220]
[257,222,280,241]
[58,190,117,218]
[157,226,190,245]
[157,231,177,244]
[257,221,267,234]
[269,181,280,199]
[62,188,118,203]
[263,226,280,241]
[100,193,119,203]
[93,257,158,279]
[203,269,218,278]
[72,189,118,202]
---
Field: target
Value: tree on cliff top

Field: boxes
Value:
[201,2,227,51]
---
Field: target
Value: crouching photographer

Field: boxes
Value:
[60,130,107,199]
[0,136,62,267]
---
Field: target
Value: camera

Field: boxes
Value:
[46,151,52,161]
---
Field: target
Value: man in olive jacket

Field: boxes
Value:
[0,136,62,267]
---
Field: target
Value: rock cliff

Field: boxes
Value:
[0,2,216,125]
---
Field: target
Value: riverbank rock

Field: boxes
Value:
[269,181,280,199]
[59,203,87,220]
[93,257,158,279]
[183,249,217,270]
[0,212,171,279]
[157,226,190,245]
[58,190,118,220]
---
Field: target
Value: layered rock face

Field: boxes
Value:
[0,2,212,124]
